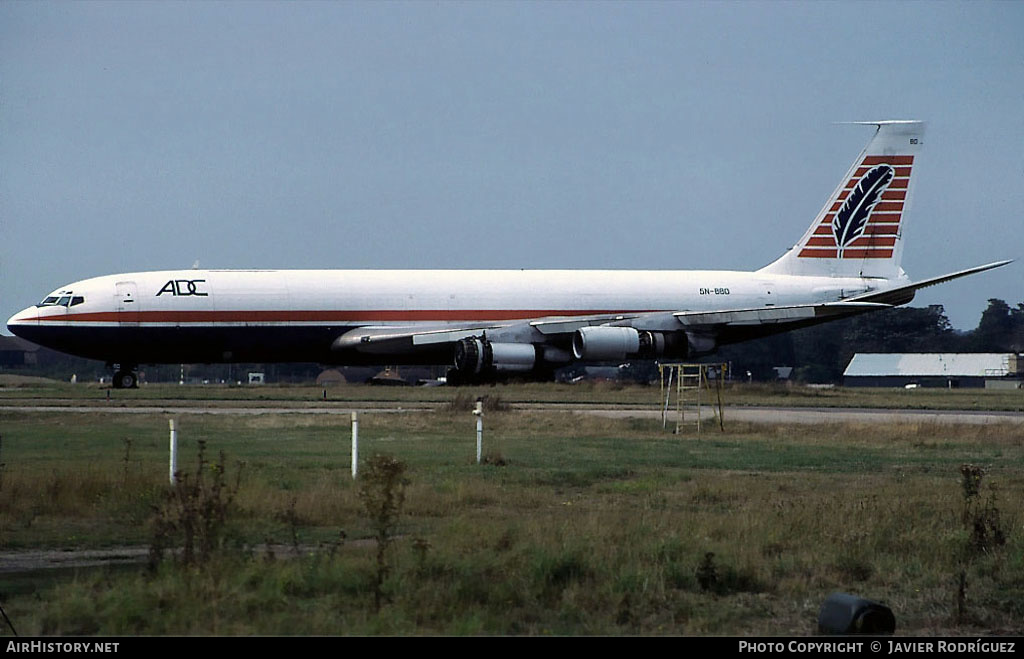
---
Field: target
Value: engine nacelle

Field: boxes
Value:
[572,326,641,361]
[489,342,537,372]
[572,327,714,361]
[454,337,537,376]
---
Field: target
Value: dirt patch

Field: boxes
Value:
[0,541,379,573]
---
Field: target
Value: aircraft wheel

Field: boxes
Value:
[113,370,138,389]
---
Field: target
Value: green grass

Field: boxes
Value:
[2,376,1023,411]
[0,407,1022,635]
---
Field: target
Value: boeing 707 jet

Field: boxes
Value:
[7,121,1010,387]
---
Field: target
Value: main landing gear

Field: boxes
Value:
[110,363,139,389]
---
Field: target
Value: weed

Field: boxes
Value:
[412,536,431,572]
[0,599,16,636]
[696,552,718,592]
[481,451,510,466]
[534,547,593,602]
[955,464,1008,624]
[481,395,512,413]
[446,391,475,412]
[121,438,133,487]
[149,440,243,569]
[959,465,1007,556]
[280,498,301,556]
[445,393,512,413]
[358,454,409,611]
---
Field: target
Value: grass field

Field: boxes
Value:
[0,385,1021,636]
[2,376,1023,412]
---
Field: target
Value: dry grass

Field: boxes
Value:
[0,407,1021,635]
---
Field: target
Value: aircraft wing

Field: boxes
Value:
[331,312,644,354]
[843,260,1013,306]
[331,323,507,354]
[330,302,891,366]
[667,301,891,327]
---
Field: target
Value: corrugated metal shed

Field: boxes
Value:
[844,353,1017,377]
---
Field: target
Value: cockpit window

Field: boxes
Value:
[37,292,84,307]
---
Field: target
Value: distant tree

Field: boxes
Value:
[970,299,1017,352]
[1013,303,1024,353]
[788,304,959,382]
[711,331,796,382]
[843,304,957,353]
[790,321,846,382]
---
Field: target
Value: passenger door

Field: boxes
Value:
[115,281,139,326]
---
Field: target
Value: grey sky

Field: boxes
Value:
[2,2,1021,331]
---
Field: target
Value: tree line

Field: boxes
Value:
[711,299,1024,383]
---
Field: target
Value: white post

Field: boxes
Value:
[351,411,359,479]
[474,401,483,464]
[168,418,178,485]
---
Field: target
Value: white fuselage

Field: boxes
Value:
[11,268,877,326]
[6,268,881,368]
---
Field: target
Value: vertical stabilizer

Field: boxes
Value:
[758,121,924,280]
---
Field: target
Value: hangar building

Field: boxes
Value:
[843,353,1022,389]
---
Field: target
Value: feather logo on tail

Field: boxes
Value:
[832,164,895,256]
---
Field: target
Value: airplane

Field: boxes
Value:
[6,120,1011,388]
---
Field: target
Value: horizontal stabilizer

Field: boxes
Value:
[846,260,1013,306]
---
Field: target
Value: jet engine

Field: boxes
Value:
[571,326,714,361]
[453,336,537,376]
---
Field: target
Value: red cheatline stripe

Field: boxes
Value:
[862,155,913,165]
[39,309,651,324]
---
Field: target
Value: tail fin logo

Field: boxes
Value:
[798,155,913,259]
[833,164,894,257]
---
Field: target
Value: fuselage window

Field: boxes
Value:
[39,296,59,306]
[57,296,72,307]
[70,296,85,307]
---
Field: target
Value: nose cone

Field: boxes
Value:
[6,307,38,338]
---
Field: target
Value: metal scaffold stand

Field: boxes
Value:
[658,363,728,435]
